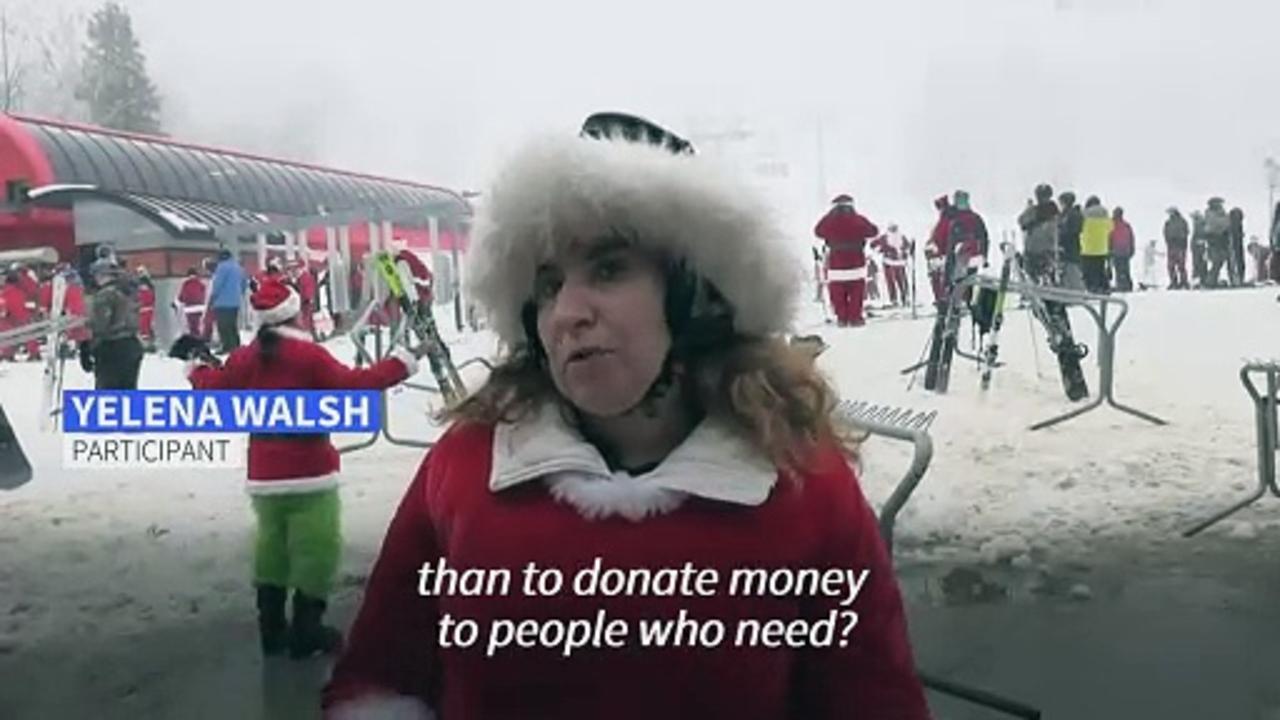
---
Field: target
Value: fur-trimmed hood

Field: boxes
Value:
[463,134,802,348]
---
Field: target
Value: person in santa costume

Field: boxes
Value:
[321,113,929,719]
[288,259,320,339]
[813,194,880,327]
[924,195,953,305]
[872,224,911,308]
[175,266,209,336]
[135,265,157,351]
[182,276,420,660]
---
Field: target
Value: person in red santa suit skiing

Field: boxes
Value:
[182,276,420,660]
[321,114,929,720]
[813,194,879,327]
[872,224,911,307]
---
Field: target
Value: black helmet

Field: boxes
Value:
[1034,183,1053,201]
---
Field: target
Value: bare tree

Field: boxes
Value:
[1,9,28,112]
[0,3,88,120]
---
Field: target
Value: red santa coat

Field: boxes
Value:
[322,409,930,720]
[188,326,416,494]
[814,207,879,281]
[138,282,156,338]
[935,210,989,270]
[178,276,207,306]
[64,282,89,343]
[872,231,911,267]
[0,283,33,324]
[296,267,318,305]
[396,249,434,304]
[17,269,39,313]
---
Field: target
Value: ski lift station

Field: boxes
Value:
[0,112,474,347]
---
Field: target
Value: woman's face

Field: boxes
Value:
[534,238,671,418]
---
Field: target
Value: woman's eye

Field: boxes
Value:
[533,274,561,302]
[594,258,626,281]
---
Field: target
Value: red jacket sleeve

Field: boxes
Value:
[793,449,931,719]
[309,346,413,390]
[323,450,442,716]
[188,347,254,389]
[858,216,881,240]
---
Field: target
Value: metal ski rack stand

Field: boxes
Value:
[955,274,1167,432]
[1183,360,1280,537]
[836,399,937,555]
[835,400,1041,719]
[337,253,492,455]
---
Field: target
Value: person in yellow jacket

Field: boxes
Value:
[1079,195,1113,293]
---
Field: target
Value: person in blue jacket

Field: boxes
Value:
[208,249,248,352]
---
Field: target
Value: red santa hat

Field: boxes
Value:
[251,277,301,325]
[463,129,801,348]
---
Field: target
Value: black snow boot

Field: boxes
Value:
[288,592,343,660]
[255,584,289,657]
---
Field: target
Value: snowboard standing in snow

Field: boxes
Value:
[373,251,465,405]
[0,403,32,489]
[1019,255,1090,401]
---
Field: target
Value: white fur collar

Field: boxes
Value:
[490,405,778,521]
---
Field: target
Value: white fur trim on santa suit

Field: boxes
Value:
[325,694,436,720]
[489,404,777,520]
[256,287,302,325]
[463,134,803,348]
[826,267,868,282]
[389,346,420,377]
[246,473,338,496]
[270,325,314,342]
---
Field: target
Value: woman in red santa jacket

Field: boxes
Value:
[184,276,419,660]
[321,116,930,720]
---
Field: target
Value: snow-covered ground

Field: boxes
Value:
[1,287,1278,717]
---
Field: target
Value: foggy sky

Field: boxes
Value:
[41,0,1280,244]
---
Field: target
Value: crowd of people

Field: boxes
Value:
[810,188,1280,328]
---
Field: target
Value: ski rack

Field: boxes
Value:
[337,255,493,454]
[835,399,937,555]
[835,399,1041,719]
[1183,360,1280,537]
[0,316,86,349]
[954,274,1168,432]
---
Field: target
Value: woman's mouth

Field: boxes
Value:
[565,347,611,365]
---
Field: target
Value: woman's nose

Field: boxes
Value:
[545,277,596,333]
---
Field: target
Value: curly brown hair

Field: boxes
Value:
[443,334,859,474]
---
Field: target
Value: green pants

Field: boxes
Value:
[251,489,341,599]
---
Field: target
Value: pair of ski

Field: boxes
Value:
[371,252,467,406]
[923,243,1088,401]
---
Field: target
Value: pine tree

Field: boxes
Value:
[76,2,161,133]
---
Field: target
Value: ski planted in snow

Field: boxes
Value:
[923,234,969,393]
[0,404,33,490]
[372,251,466,405]
[977,242,1014,390]
[40,273,68,431]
